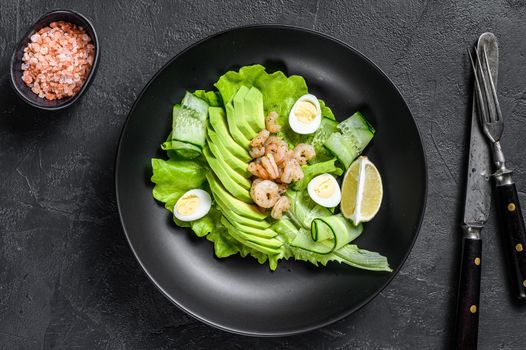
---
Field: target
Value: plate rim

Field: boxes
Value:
[115,24,428,337]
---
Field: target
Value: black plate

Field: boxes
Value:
[115,25,427,336]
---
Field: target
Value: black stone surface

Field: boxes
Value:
[1,1,525,348]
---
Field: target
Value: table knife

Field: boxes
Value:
[455,32,495,350]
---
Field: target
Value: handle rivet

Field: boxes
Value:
[516,243,523,252]
[474,257,481,266]
[470,305,477,314]
[508,203,516,212]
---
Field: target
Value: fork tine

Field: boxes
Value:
[483,45,503,122]
[475,46,497,123]
[468,48,488,127]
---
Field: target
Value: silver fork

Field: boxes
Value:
[469,46,526,300]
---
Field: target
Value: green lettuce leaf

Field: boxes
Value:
[206,224,240,258]
[151,158,207,211]
[193,90,222,107]
[319,99,335,120]
[284,245,392,272]
[291,158,344,191]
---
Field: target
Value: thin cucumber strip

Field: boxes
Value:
[332,245,392,272]
[291,214,363,255]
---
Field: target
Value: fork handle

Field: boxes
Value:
[495,182,526,300]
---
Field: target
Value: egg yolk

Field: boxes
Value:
[176,194,200,215]
[314,176,335,198]
[294,101,317,123]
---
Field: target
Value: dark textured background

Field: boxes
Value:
[1,0,526,349]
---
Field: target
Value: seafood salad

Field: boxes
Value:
[151,64,390,271]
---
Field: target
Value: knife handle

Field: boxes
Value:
[455,235,481,350]
[495,182,526,300]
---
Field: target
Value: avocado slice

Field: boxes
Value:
[208,107,251,162]
[203,146,250,189]
[203,148,252,202]
[225,100,251,148]
[206,133,250,177]
[222,218,282,254]
[223,217,277,239]
[225,226,281,255]
[217,201,271,230]
[233,86,259,139]
[206,172,266,220]
[244,87,266,132]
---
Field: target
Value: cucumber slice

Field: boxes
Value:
[311,118,338,150]
[172,105,206,148]
[181,91,209,121]
[172,141,201,159]
[338,111,375,135]
[324,112,374,169]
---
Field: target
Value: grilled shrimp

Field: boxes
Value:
[282,149,295,163]
[250,179,280,208]
[281,158,303,183]
[265,136,288,164]
[260,153,280,180]
[248,161,270,179]
[265,111,281,133]
[250,129,270,148]
[293,143,315,165]
[247,161,259,177]
[271,196,291,220]
[249,146,265,159]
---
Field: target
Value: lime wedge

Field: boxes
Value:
[341,156,383,224]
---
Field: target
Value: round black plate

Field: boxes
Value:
[115,25,427,336]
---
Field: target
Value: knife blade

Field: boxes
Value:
[455,32,497,350]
